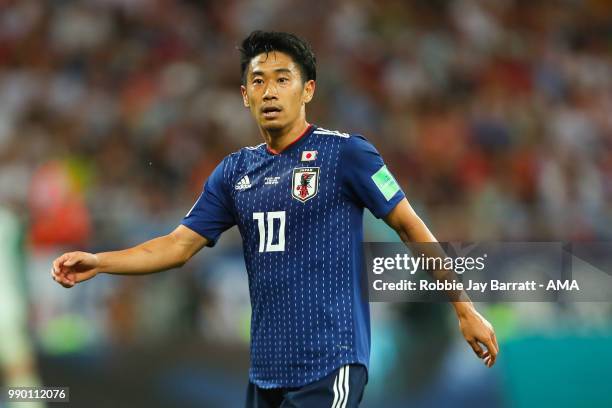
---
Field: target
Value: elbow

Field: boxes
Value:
[166,248,190,270]
[397,228,412,244]
[175,252,191,269]
[166,232,196,269]
[394,220,421,243]
[388,220,409,242]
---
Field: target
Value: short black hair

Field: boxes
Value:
[238,30,316,85]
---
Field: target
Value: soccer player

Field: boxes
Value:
[52,31,498,407]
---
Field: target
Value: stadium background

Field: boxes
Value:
[0,0,611,407]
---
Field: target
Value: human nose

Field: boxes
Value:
[263,82,278,100]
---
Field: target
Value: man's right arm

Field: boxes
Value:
[51,225,208,288]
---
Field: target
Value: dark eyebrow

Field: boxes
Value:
[251,68,293,76]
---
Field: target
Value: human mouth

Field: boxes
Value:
[262,106,282,119]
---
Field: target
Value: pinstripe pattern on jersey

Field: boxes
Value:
[221,126,366,388]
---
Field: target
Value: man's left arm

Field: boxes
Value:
[384,198,499,367]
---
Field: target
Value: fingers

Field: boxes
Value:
[63,255,79,267]
[482,337,498,367]
[51,252,82,288]
[50,267,74,288]
[468,339,484,359]
[461,311,500,368]
[52,253,70,274]
[51,251,99,288]
[53,252,84,274]
[53,252,75,273]
[492,332,500,355]
[468,336,499,368]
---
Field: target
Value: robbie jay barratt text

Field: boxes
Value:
[372,279,580,292]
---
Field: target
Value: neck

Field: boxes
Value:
[260,118,310,154]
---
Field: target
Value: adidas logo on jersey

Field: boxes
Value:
[235,175,252,191]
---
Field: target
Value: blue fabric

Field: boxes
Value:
[245,364,368,408]
[182,125,404,388]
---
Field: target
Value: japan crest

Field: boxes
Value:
[292,167,320,202]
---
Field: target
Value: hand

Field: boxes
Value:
[51,251,100,288]
[457,306,499,368]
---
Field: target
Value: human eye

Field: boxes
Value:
[278,77,289,84]
[252,78,264,85]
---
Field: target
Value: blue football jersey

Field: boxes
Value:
[182,124,405,388]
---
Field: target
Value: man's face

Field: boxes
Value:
[241,51,315,131]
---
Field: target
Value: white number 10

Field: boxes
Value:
[253,211,285,252]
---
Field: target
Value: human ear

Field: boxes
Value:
[303,80,315,104]
[241,85,250,108]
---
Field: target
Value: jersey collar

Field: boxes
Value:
[265,124,315,155]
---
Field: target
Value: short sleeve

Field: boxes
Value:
[340,135,405,218]
[182,158,236,247]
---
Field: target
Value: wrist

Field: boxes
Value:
[93,252,105,273]
[452,300,475,319]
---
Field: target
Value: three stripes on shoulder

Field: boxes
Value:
[314,128,350,138]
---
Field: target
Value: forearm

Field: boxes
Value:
[385,199,497,365]
[96,234,189,275]
[396,214,474,309]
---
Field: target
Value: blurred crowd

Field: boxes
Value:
[1,0,611,248]
[0,0,611,403]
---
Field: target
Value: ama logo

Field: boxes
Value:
[292,167,319,203]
